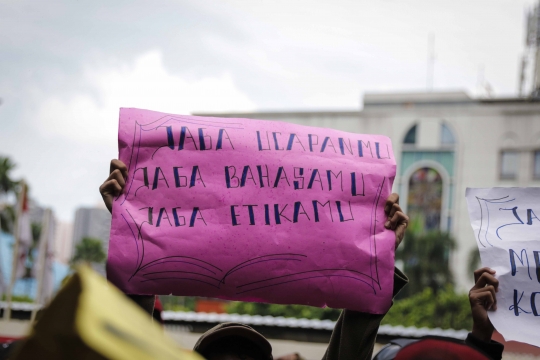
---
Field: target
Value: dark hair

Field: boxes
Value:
[202,336,266,360]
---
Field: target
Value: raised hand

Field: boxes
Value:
[469,267,499,342]
[99,159,128,213]
[384,193,409,249]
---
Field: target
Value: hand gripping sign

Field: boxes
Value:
[466,187,540,348]
[107,108,397,314]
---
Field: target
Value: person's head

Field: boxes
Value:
[194,323,272,360]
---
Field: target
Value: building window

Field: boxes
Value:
[407,167,443,232]
[403,125,417,144]
[440,123,455,145]
[500,151,518,179]
[534,150,540,179]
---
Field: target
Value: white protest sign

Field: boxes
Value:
[466,187,540,348]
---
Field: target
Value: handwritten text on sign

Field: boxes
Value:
[107,108,397,314]
[466,188,540,348]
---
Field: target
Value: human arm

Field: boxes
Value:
[323,269,408,360]
[322,193,409,360]
[99,159,156,315]
[465,267,504,360]
[99,159,128,213]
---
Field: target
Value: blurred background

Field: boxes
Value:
[2,0,540,358]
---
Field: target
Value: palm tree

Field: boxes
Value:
[0,205,15,233]
[0,156,18,194]
[396,230,456,298]
[0,156,19,233]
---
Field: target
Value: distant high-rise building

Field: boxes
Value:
[72,207,111,256]
[28,200,58,263]
[54,221,73,264]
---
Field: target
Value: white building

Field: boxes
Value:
[72,207,111,256]
[54,221,73,264]
[199,91,540,290]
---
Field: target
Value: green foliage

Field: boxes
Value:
[0,204,15,233]
[19,222,43,278]
[0,156,18,195]
[226,287,471,330]
[396,231,456,298]
[159,296,196,312]
[382,285,472,331]
[0,156,18,233]
[1,294,34,303]
[31,223,42,246]
[71,237,106,265]
[226,302,341,321]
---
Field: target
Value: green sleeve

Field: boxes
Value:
[322,268,408,360]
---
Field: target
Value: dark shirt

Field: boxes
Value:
[322,268,408,360]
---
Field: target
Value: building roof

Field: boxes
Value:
[363,91,472,105]
[193,110,359,118]
[195,92,540,119]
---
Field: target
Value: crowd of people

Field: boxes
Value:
[98,159,505,360]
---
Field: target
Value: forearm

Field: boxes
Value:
[322,268,408,360]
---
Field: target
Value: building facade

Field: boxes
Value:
[199,91,540,290]
[54,221,73,264]
[72,207,111,257]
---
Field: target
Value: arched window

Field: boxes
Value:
[407,167,443,232]
[440,123,455,145]
[403,125,417,144]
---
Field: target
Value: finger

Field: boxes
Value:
[99,179,123,197]
[470,291,496,311]
[474,266,495,282]
[470,289,496,310]
[472,272,499,292]
[387,203,403,220]
[106,169,126,189]
[471,284,497,301]
[386,211,409,230]
[474,267,496,283]
[110,159,128,177]
[384,193,399,215]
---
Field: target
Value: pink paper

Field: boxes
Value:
[107,108,397,314]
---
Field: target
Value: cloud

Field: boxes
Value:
[34,50,256,145]
[6,50,255,221]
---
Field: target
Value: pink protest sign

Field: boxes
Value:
[108,108,397,314]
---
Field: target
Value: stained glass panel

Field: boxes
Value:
[407,167,443,232]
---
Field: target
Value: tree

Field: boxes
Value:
[71,237,106,265]
[0,156,18,233]
[396,230,456,298]
[0,156,18,195]
[382,285,472,330]
[21,222,42,279]
[0,205,15,233]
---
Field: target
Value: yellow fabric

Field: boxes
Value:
[75,266,202,360]
[13,266,202,360]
